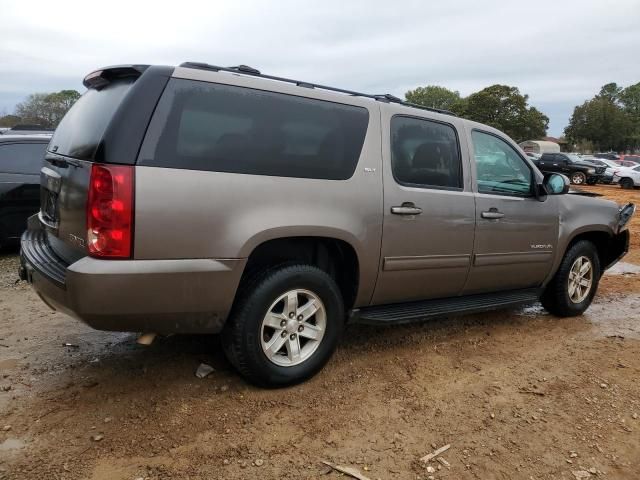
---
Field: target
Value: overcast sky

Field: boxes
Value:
[1,0,639,136]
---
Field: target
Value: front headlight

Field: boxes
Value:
[618,203,636,232]
[587,168,596,174]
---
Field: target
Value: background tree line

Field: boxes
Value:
[564,82,640,152]
[0,90,81,129]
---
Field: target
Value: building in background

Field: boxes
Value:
[519,140,561,154]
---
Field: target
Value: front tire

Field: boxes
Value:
[222,264,344,387]
[570,172,587,185]
[541,240,600,316]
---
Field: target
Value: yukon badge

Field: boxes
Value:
[530,243,553,249]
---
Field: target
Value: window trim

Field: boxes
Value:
[471,129,536,198]
[389,114,464,192]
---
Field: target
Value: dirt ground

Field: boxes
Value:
[1,185,640,480]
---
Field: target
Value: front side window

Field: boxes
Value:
[390,116,462,189]
[472,130,533,197]
[139,79,369,180]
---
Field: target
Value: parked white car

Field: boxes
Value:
[612,164,640,189]
[581,156,616,183]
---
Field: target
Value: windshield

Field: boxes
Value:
[602,159,619,168]
[567,154,582,162]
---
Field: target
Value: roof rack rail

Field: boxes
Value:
[179,61,455,116]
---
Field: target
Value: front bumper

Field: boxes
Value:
[603,229,630,271]
[600,174,614,184]
[586,174,604,183]
[20,228,246,334]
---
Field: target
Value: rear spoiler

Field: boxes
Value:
[83,65,150,89]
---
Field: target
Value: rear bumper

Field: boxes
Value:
[20,227,246,334]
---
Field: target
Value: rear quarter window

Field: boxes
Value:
[0,143,48,174]
[138,78,370,180]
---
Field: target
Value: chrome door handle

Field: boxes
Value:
[391,203,422,215]
[481,209,505,219]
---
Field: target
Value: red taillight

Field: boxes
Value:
[87,164,134,258]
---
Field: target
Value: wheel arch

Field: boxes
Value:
[544,225,612,287]
[565,230,611,272]
[238,234,362,311]
[561,228,628,277]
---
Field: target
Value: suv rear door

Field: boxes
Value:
[38,66,172,264]
[463,128,558,294]
[372,109,475,305]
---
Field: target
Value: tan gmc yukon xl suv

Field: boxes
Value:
[20,62,635,387]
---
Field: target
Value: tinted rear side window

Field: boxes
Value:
[0,143,48,174]
[138,79,369,180]
[49,79,134,160]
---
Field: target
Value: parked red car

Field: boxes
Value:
[617,154,640,167]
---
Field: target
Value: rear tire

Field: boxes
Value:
[570,172,586,185]
[222,264,344,387]
[541,240,600,317]
[620,177,634,189]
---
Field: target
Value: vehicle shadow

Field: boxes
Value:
[0,243,20,258]
[52,303,551,392]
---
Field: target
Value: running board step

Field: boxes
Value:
[356,288,541,324]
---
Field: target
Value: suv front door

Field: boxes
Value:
[463,129,559,294]
[372,112,475,305]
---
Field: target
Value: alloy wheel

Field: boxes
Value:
[571,173,585,185]
[567,256,593,303]
[260,289,326,367]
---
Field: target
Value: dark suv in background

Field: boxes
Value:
[533,153,605,185]
[0,135,50,247]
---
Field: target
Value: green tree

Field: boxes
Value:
[620,82,640,116]
[564,97,632,151]
[620,82,640,149]
[405,85,466,114]
[463,85,548,141]
[0,114,22,128]
[15,90,81,128]
[597,82,623,104]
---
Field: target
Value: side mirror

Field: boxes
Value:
[543,173,570,195]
